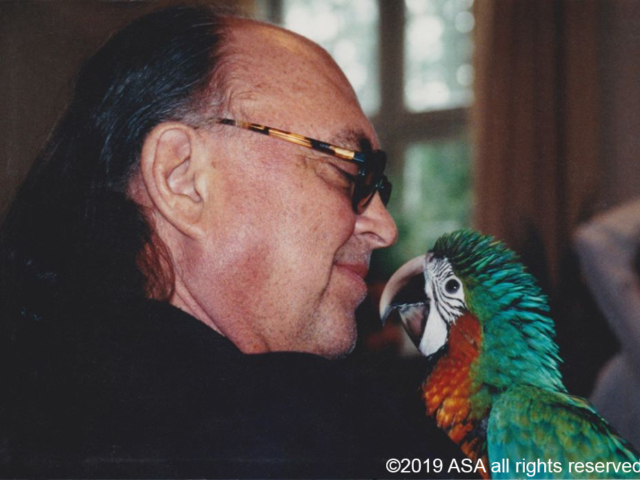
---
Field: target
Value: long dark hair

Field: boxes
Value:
[0,6,233,463]
[0,11,236,449]
[0,6,230,334]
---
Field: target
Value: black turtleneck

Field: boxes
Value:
[3,300,471,478]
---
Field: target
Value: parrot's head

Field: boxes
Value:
[380,230,563,389]
[379,230,481,358]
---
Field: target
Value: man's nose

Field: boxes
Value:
[354,193,398,248]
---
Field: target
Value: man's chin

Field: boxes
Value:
[316,322,358,360]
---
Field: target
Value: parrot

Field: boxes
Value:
[380,230,639,479]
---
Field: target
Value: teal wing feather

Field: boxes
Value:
[488,385,638,479]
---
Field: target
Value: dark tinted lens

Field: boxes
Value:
[378,176,392,205]
[352,179,371,213]
[353,151,388,213]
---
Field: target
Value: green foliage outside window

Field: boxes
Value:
[373,135,472,277]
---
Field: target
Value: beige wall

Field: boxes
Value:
[0,1,256,214]
[1,2,143,211]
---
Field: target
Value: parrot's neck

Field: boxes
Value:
[422,312,489,473]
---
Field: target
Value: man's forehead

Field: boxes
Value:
[226,18,331,62]
[223,19,378,149]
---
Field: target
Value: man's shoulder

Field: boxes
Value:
[107,302,468,476]
[110,301,470,477]
[5,301,470,478]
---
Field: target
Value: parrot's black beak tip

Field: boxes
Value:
[379,254,428,328]
[380,303,398,327]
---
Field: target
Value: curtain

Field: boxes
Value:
[473,0,600,288]
[472,0,612,394]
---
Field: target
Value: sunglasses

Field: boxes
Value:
[216,118,392,214]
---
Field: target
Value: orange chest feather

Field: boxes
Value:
[422,313,488,474]
[423,312,482,420]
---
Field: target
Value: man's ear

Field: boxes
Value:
[139,122,209,239]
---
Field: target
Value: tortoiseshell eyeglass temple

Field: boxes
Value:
[215,118,392,213]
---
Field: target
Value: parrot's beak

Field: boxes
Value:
[379,255,429,348]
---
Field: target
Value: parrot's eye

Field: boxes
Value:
[445,279,460,294]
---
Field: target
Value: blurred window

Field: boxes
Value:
[389,135,472,265]
[283,0,380,115]
[405,0,474,112]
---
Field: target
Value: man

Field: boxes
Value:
[0,6,468,478]
[137,15,397,358]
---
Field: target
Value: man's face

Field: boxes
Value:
[180,21,397,358]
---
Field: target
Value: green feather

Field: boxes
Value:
[430,230,639,478]
[489,387,638,479]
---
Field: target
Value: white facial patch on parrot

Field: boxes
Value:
[419,299,449,357]
[419,256,467,357]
